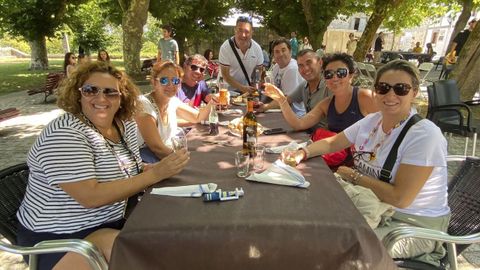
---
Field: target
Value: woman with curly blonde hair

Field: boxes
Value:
[17,61,189,270]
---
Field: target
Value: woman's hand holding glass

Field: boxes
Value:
[280,147,305,167]
[149,149,190,183]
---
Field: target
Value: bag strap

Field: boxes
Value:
[228,37,251,86]
[379,114,423,183]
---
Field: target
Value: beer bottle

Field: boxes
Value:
[208,105,219,135]
[242,97,257,157]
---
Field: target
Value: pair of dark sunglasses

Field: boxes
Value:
[158,77,181,86]
[78,84,121,98]
[374,82,412,96]
[323,68,349,80]
[190,64,205,73]
[352,151,375,162]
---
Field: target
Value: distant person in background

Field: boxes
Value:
[97,50,110,63]
[63,52,76,77]
[412,42,423,53]
[290,31,299,59]
[374,32,384,63]
[316,44,326,59]
[426,43,434,56]
[366,48,374,62]
[346,33,357,56]
[177,54,216,108]
[157,25,180,65]
[448,19,477,57]
[299,36,313,51]
[262,47,270,68]
[203,49,219,78]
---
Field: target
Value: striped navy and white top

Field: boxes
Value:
[17,113,141,234]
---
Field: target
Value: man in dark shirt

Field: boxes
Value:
[374,32,384,63]
[449,19,477,56]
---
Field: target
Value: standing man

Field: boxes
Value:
[346,33,357,56]
[157,25,179,65]
[257,38,305,116]
[176,54,215,108]
[290,31,299,59]
[218,16,263,94]
[374,32,384,63]
[449,19,477,57]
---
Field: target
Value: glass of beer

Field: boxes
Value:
[282,146,298,167]
[218,82,228,111]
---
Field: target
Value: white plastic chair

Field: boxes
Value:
[365,64,377,79]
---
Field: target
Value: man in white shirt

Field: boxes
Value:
[219,16,264,94]
[257,38,306,116]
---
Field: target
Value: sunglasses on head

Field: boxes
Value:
[190,64,205,73]
[79,84,121,98]
[323,68,349,80]
[236,16,252,24]
[158,77,181,86]
[374,82,412,96]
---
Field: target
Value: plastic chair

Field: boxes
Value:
[383,156,480,270]
[426,80,477,156]
[355,62,371,78]
[418,62,434,84]
[0,163,108,270]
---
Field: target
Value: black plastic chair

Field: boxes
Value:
[0,163,108,270]
[426,80,477,156]
[383,157,480,270]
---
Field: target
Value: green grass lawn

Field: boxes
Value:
[0,58,125,96]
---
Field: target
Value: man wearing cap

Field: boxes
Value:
[218,16,264,94]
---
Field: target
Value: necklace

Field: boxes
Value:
[358,114,410,161]
[79,113,141,177]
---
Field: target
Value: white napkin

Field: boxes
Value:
[200,120,229,126]
[218,109,243,116]
[265,141,308,154]
[264,108,282,113]
[246,160,310,188]
[150,183,217,197]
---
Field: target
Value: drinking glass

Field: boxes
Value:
[171,127,188,151]
[218,82,229,111]
[235,151,250,178]
[253,145,265,170]
[282,146,298,167]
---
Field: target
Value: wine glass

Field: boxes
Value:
[171,127,188,152]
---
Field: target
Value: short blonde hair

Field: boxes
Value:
[57,61,140,120]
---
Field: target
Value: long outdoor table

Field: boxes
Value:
[110,111,396,270]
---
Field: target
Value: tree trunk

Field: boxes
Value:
[452,23,480,101]
[121,0,150,79]
[353,0,404,62]
[446,0,473,54]
[28,36,48,70]
[301,0,330,48]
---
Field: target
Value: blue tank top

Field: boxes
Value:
[327,86,364,133]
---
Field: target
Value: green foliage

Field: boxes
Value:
[65,0,113,54]
[0,0,85,41]
[0,34,30,53]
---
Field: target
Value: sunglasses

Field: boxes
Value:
[79,84,121,98]
[236,16,253,24]
[323,68,349,80]
[374,82,412,96]
[158,77,181,86]
[352,151,375,162]
[190,64,205,73]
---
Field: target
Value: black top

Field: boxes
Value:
[453,30,471,55]
[374,37,383,52]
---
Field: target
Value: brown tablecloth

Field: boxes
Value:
[110,111,396,270]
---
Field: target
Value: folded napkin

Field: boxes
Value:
[265,141,309,154]
[246,160,310,188]
[200,120,229,126]
[264,108,282,113]
[218,109,243,116]
[150,183,217,197]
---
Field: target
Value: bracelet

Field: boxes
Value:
[299,147,309,161]
[351,170,363,185]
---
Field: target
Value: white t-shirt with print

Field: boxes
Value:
[137,95,182,148]
[272,58,306,116]
[218,37,264,89]
[343,110,450,217]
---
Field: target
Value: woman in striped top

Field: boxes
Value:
[16,62,189,270]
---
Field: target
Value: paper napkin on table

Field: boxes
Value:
[264,108,282,113]
[218,109,243,116]
[265,141,309,154]
[150,183,217,197]
[246,160,310,188]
